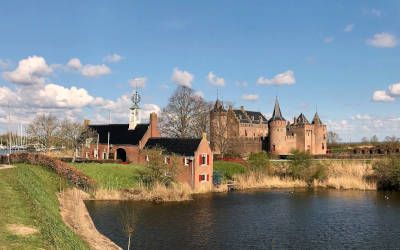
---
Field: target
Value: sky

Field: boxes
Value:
[0,0,400,142]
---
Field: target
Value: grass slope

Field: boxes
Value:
[72,163,144,190]
[0,164,88,249]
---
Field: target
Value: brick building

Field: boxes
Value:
[210,98,327,156]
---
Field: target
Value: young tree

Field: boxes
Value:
[159,86,210,138]
[210,112,230,157]
[370,135,379,144]
[248,152,270,174]
[26,114,59,150]
[119,203,135,250]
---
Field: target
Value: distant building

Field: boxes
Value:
[210,98,327,156]
[144,133,213,189]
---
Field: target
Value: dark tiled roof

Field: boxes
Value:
[233,109,251,123]
[232,109,267,124]
[312,112,323,125]
[269,99,285,122]
[144,138,201,156]
[246,111,267,123]
[89,123,149,145]
[296,113,310,125]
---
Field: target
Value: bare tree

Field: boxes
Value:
[361,137,369,143]
[327,131,341,144]
[370,135,379,144]
[210,112,230,157]
[58,119,96,161]
[119,203,135,250]
[26,114,59,150]
[159,86,210,138]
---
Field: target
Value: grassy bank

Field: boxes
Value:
[72,163,144,190]
[0,164,88,249]
[214,161,246,181]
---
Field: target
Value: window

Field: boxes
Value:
[145,155,149,162]
[184,157,189,166]
[272,145,276,151]
[94,149,98,158]
[198,174,209,182]
[103,152,107,160]
[322,143,325,150]
[85,152,89,159]
[200,154,210,165]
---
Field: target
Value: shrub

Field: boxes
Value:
[9,153,95,191]
[248,152,270,174]
[288,150,327,186]
[138,148,180,188]
[372,157,400,190]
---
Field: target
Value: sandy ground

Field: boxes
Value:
[58,188,122,250]
[7,224,38,236]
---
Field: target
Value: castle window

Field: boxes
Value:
[322,143,325,150]
[272,145,276,151]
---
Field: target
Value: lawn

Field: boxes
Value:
[214,161,247,181]
[0,164,88,250]
[72,163,145,190]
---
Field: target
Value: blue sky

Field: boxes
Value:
[0,0,400,141]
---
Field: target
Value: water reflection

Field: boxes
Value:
[85,189,400,249]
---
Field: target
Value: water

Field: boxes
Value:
[85,189,400,249]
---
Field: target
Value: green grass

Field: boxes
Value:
[214,161,246,180]
[72,163,145,190]
[0,164,88,250]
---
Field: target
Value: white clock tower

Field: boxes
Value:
[128,90,141,130]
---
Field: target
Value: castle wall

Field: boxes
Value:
[313,124,327,155]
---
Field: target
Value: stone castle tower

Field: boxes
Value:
[209,97,327,156]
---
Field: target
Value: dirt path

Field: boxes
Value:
[58,188,122,250]
[7,224,38,236]
[0,165,15,170]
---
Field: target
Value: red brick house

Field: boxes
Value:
[82,112,160,162]
[144,133,213,190]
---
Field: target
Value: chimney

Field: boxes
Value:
[150,112,160,137]
[240,106,245,112]
[83,119,91,127]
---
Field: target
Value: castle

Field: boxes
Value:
[210,98,327,156]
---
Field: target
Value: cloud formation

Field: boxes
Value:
[67,58,111,77]
[3,56,52,85]
[372,90,395,102]
[207,71,225,86]
[257,70,295,85]
[241,94,259,101]
[103,53,123,63]
[388,82,400,96]
[171,67,193,88]
[129,77,147,88]
[324,36,334,43]
[366,33,397,48]
[344,24,354,32]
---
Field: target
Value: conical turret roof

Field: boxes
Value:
[312,112,323,125]
[212,99,226,112]
[269,98,285,122]
[296,113,310,125]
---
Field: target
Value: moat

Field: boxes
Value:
[85,189,400,249]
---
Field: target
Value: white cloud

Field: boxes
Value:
[366,33,397,48]
[103,53,123,63]
[372,90,395,102]
[171,67,193,88]
[207,71,225,86]
[388,82,400,96]
[129,77,147,88]
[241,94,259,101]
[344,24,354,32]
[67,58,82,70]
[236,81,248,87]
[352,114,372,120]
[194,91,204,98]
[257,70,296,85]
[0,59,11,70]
[67,57,111,77]
[3,56,52,85]
[324,36,334,43]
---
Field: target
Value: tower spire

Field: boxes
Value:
[129,88,141,130]
[270,97,285,121]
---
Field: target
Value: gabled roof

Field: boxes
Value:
[232,109,268,124]
[144,138,202,156]
[296,113,310,125]
[269,98,285,122]
[312,112,323,125]
[89,123,149,145]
